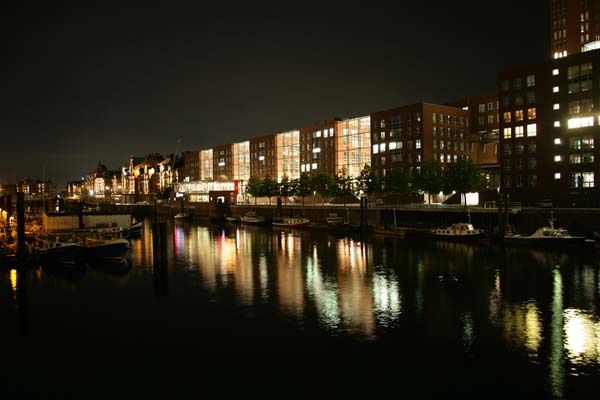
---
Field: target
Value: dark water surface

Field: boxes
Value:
[1,219,600,398]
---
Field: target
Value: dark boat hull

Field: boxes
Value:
[36,245,86,266]
[86,241,132,263]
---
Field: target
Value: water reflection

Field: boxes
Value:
[15,219,600,396]
[564,309,600,365]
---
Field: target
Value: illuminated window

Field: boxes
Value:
[553,103,560,110]
[526,74,535,87]
[416,139,421,149]
[527,124,537,137]
[554,121,561,127]
[554,155,562,162]
[554,173,561,180]
[389,142,396,150]
[503,112,512,123]
[515,126,524,138]
[553,86,560,93]
[380,143,386,152]
[515,110,524,122]
[571,172,595,188]
[568,116,594,129]
[527,108,536,120]
[372,144,379,154]
[552,68,559,76]
[554,138,562,145]
[503,127,512,139]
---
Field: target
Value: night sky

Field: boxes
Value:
[1,2,549,188]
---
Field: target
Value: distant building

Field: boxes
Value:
[551,0,600,60]
[299,117,371,179]
[18,179,57,198]
[499,48,600,206]
[370,103,470,178]
[212,144,234,181]
[249,131,300,181]
[182,150,200,181]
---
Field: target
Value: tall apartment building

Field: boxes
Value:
[249,130,300,181]
[199,149,213,181]
[300,120,337,176]
[370,103,470,178]
[551,0,600,59]
[182,150,201,181]
[447,96,500,166]
[232,141,250,182]
[212,144,233,181]
[499,49,600,205]
[299,117,371,178]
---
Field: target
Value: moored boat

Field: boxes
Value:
[272,217,311,228]
[85,236,132,263]
[123,221,143,239]
[503,218,587,249]
[432,222,487,240]
[240,211,266,225]
[325,213,349,228]
[373,224,407,236]
[174,212,190,221]
[34,232,86,266]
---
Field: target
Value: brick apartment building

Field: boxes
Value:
[370,103,470,178]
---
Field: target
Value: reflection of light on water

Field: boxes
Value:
[564,309,600,366]
[9,269,17,300]
[415,260,424,317]
[305,254,340,330]
[336,238,375,338]
[462,312,474,353]
[488,270,502,327]
[259,255,268,301]
[336,239,367,274]
[525,303,542,354]
[549,269,565,400]
[174,225,185,256]
[502,301,543,358]
[372,269,401,327]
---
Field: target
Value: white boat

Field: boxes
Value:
[504,214,587,249]
[272,217,310,228]
[240,211,266,225]
[432,223,487,240]
[325,213,348,227]
[174,212,190,221]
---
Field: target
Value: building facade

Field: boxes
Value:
[551,0,600,60]
[370,103,470,178]
[499,48,600,205]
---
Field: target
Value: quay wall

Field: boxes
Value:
[117,202,600,237]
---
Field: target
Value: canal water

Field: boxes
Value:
[1,219,600,398]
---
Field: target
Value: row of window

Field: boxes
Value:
[503,158,537,171]
[503,108,536,123]
[503,140,537,156]
[501,92,536,108]
[501,75,536,91]
[503,124,537,139]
